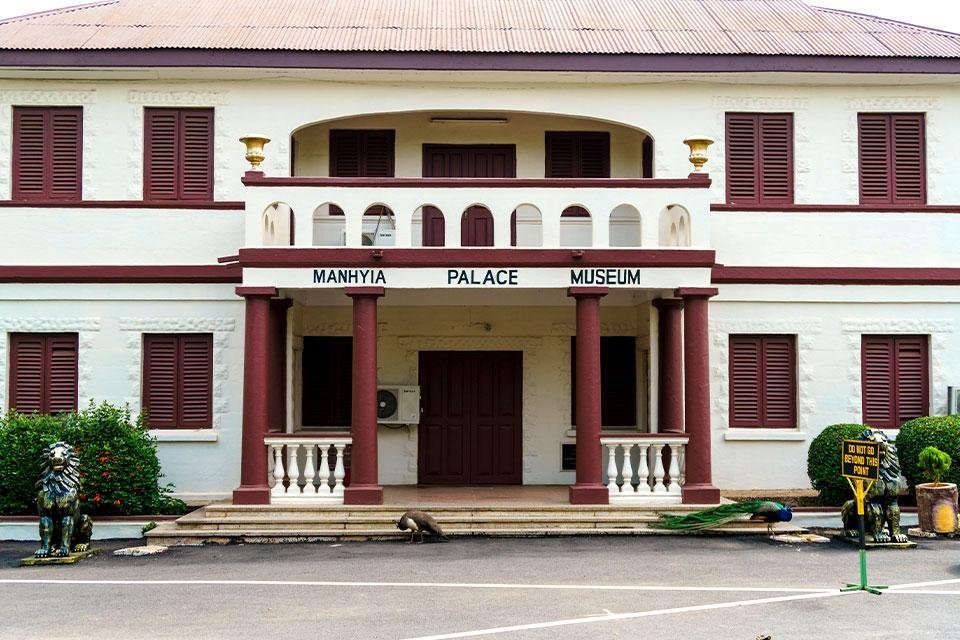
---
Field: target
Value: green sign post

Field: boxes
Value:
[840,439,886,595]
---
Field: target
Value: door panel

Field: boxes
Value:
[418,351,522,484]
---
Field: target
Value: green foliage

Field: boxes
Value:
[897,416,960,490]
[918,446,952,485]
[0,401,188,516]
[141,521,158,535]
[807,423,870,505]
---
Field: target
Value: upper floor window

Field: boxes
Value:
[729,335,796,428]
[12,106,82,201]
[142,333,213,429]
[862,335,928,429]
[330,129,395,177]
[144,108,213,201]
[858,113,926,205]
[725,113,793,205]
[8,333,78,414]
[545,131,610,178]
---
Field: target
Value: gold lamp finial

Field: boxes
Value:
[683,136,714,172]
[239,135,271,171]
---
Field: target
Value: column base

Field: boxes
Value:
[568,484,610,505]
[232,486,271,505]
[344,485,384,505]
[681,483,721,505]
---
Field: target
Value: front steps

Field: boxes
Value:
[146,502,802,545]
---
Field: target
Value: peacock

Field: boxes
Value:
[650,500,793,535]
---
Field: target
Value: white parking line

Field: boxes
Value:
[887,577,960,590]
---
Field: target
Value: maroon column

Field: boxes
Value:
[678,287,721,504]
[267,299,292,434]
[343,286,385,505]
[652,298,684,434]
[233,287,278,505]
[567,286,609,505]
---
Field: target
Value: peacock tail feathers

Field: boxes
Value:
[649,500,788,530]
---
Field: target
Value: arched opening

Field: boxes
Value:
[609,204,641,247]
[362,204,396,246]
[312,203,346,246]
[510,204,543,247]
[560,206,592,247]
[412,205,445,247]
[659,205,691,247]
[262,202,294,246]
[461,205,494,247]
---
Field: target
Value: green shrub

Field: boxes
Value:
[807,423,870,505]
[918,446,952,485]
[0,401,187,516]
[897,416,960,490]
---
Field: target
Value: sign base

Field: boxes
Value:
[20,548,101,566]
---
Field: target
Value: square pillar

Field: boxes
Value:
[567,286,609,505]
[343,286,385,505]
[652,298,684,434]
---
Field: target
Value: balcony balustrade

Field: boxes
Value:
[600,434,688,504]
[264,435,351,503]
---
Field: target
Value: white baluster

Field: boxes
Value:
[303,444,316,495]
[636,443,651,493]
[620,444,635,495]
[317,444,330,495]
[271,444,286,497]
[287,443,300,495]
[606,443,619,497]
[651,444,667,493]
[332,444,346,497]
[666,444,682,495]
[678,444,687,486]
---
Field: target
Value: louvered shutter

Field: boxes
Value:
[362,130,395,177]
[725,114,759,204]
[761,336,796,427]
[144,109,179,200]
[891,114,925,204]
[758,114,793,204]
[330,130,395,177]
[9,334,45,413]
[894,336,928,425]
[45,334,78,413]
[143,335,179,428]
[13,107,81,201]
[729,336,762,427]
[178,334,212,428]
[179,109,214,200]
[862,336,896,428]
[545,133,576,178]
[545,132,610,178]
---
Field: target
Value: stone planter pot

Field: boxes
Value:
[916,483,959,533]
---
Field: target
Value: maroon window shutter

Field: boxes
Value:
[545,132,609,178]
[144,109,179,200]
[861,336,896,428]
[858,114,892,204]
[8,333,45,413]
[13,107,81,201]
[729,336,762,427]
[178,334,213,428]
[758,114,793,204]
[894,335,928,425]
[361,130,395,177]
[179,109,214,200]
[725,113,759,204]
[891,114,925,204]
[330,130,395,177]
[545,132,576,178]
[330,130,361,177]
[143,334,179,428]
[761,336,796,427]
[45,334,78,413]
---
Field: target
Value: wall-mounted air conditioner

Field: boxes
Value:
[377,385,420,424]
[948,386,960,415]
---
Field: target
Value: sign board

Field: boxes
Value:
[841,439,880,481]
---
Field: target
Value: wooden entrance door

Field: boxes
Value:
[422,145,516,247]
[418,351,522,484]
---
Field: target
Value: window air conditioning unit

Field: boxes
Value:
[948,386,960,415]
[362,232,376,246]
[377,385,420,424]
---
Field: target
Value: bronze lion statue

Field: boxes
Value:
[841,429,909,543]
[35,442,93,558]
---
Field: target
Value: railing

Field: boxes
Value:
[600,434,688,504]
[242,175,711,250]
[264,435,351,503]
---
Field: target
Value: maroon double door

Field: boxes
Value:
[418,351,522,484]
[421,144,516,247]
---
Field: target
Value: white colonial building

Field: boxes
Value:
[1,0,959,507]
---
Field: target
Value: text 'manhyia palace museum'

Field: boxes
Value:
[0,0,958,508]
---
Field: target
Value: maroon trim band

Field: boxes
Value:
[0,200,244,210]
[675,287,719,297]
[2,50,960,74]
[0,264,241,283]
[238,248,717,269]
[236,286,278,297]
[345,286,386,297]
[712,204,960,214]
[712,266,960,285]
[567,286,609,297]
[241,175,711,189]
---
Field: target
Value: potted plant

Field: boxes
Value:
[916,446,959,534]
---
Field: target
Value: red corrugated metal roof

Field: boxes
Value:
[1,0,959,57]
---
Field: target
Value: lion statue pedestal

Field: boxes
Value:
[840,429,916,548]
[20,442,96,566]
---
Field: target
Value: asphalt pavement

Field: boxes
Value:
[1,534,958,639]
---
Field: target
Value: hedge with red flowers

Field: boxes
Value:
[0,402,186,516]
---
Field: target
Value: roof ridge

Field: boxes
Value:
[0,0,119,26]
[811,5,960,40]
